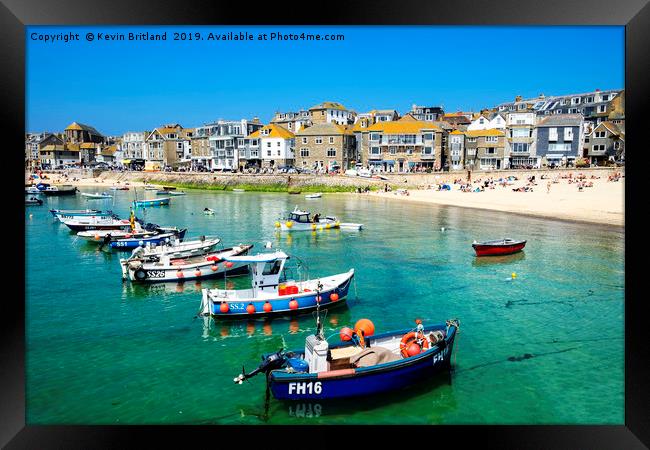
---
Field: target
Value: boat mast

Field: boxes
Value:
[315,281,324,341]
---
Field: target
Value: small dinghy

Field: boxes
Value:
[472,238,527,256]
[25,186,43,195]
[61,216,134,232]
[25,197,43,206]
[120,236,221,261]
[198,250,354,319]
[82,192,113,199]
[144,185,160,191]
[121,244,253,282]
[42,185,78,196]
[107,228,187,250]
[274,207,340,232]
[133,197,170,207]
[232,311,460,400]
[232,189,245,193]
[203,208,215,215]
[305,193,322,199]
[110,186,129,191]
[156,190,186,196]
[50,209,112,222]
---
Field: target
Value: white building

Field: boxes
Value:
[505,111,538,168]
[467,113,506,131]
[248,124,295,168]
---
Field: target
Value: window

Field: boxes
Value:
[406,146,414,155]
[266,142,271,148]
[486,147,496,154]
[595,131,607,138]
[467,137,477,143]
[370,147,381,155]
[479,118,485,124]
[485,136,498,143]
[422,146,433,155]
[329,136,335,144]
[369,133,380,141]
[267,150,271,156]
[512,128,530,138]
[302,137,308,144]
[602,94,610,101]
[571,97,580,105]
[512,143,529,153]
[277,150,281,156]
[300,148,309,157]
[549,143,571,152]
[389,146,396,154]
[569,108,578,114]
[564,128,573,141]
[315,137,323,144]
[549,128,558,141]
[327,148,336,157]
[614,141,621,150]
[423,133,434,141]
[598,105,607,113]
[277,142,281,147]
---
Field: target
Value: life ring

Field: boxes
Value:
[134,268,147,281]
[399,331,430,358]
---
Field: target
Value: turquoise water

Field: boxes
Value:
[25,188,624,424]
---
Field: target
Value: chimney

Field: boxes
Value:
[515,95,523,102]
[595,88,600,92]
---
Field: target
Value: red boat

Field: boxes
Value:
[472,239,526,256]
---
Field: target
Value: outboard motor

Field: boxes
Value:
[234,349,287,384]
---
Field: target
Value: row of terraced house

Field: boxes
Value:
[26,89,625,173]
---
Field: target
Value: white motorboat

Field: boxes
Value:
[274,206,363,232]
[199,250,354,318]
[203,208,215,215]
[121,244,253,282]
[81,192,113,199]
[119,236,221,261]
[305,193,322,199]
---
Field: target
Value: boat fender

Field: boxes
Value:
[354,329,366,349]
[134,268,147,281]
[400,332,430,358]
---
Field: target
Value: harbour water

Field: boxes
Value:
[25,189,624,424]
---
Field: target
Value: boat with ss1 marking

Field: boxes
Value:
[233,310,460,400]
[107,228,187,250]
[121,244,253,282]
[199,250,354,319]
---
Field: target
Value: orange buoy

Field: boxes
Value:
[177,270,184,278]
[246,303,256,314]
[330,293,339,302]
[340,327,354,341]
[263,302,272,312]
[354,319,375,337]
[194,270,201,277]
[220,302,229,313]
[225,261,234,268]
[211,264,218,272]
[289,299,299,310]
[407,342,422,357]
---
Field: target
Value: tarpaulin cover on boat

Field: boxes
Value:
[350,347,399,367]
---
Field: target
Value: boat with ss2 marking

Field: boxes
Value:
[121,243,253,282]
[198,250,354,319]
[233,309,460,400]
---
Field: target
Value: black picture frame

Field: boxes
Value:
[3,0,647,447]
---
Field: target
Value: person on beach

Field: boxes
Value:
[547,181,551,194]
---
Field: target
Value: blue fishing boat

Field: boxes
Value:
[133,197,170,207]
[234,314,460,401]
[199,251,354,318]
[107,228,187,250]
[50,209,115,222]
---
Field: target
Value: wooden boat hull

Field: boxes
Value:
[472,240,526,256]
[204,270,354,319]
[269,323,457,400]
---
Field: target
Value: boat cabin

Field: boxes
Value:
[224,251,289,296]
[288,210,312,223]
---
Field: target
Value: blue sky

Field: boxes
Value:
[26,26,624,135]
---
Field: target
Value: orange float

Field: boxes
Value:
[399,331,430,358]
[354,319,375,337]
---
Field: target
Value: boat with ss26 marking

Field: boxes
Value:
[198,250,354,319]
[121,243,253,282]
[233,310,460,400]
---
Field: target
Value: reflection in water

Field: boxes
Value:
[201,308,351,340]
[254,369,456,423]
[471,251,526,267]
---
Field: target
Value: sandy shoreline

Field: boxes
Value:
[30,173,624,227]
[369,176,624,227]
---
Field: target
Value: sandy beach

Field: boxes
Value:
[29,171,624,227]
[370,174,624,227]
